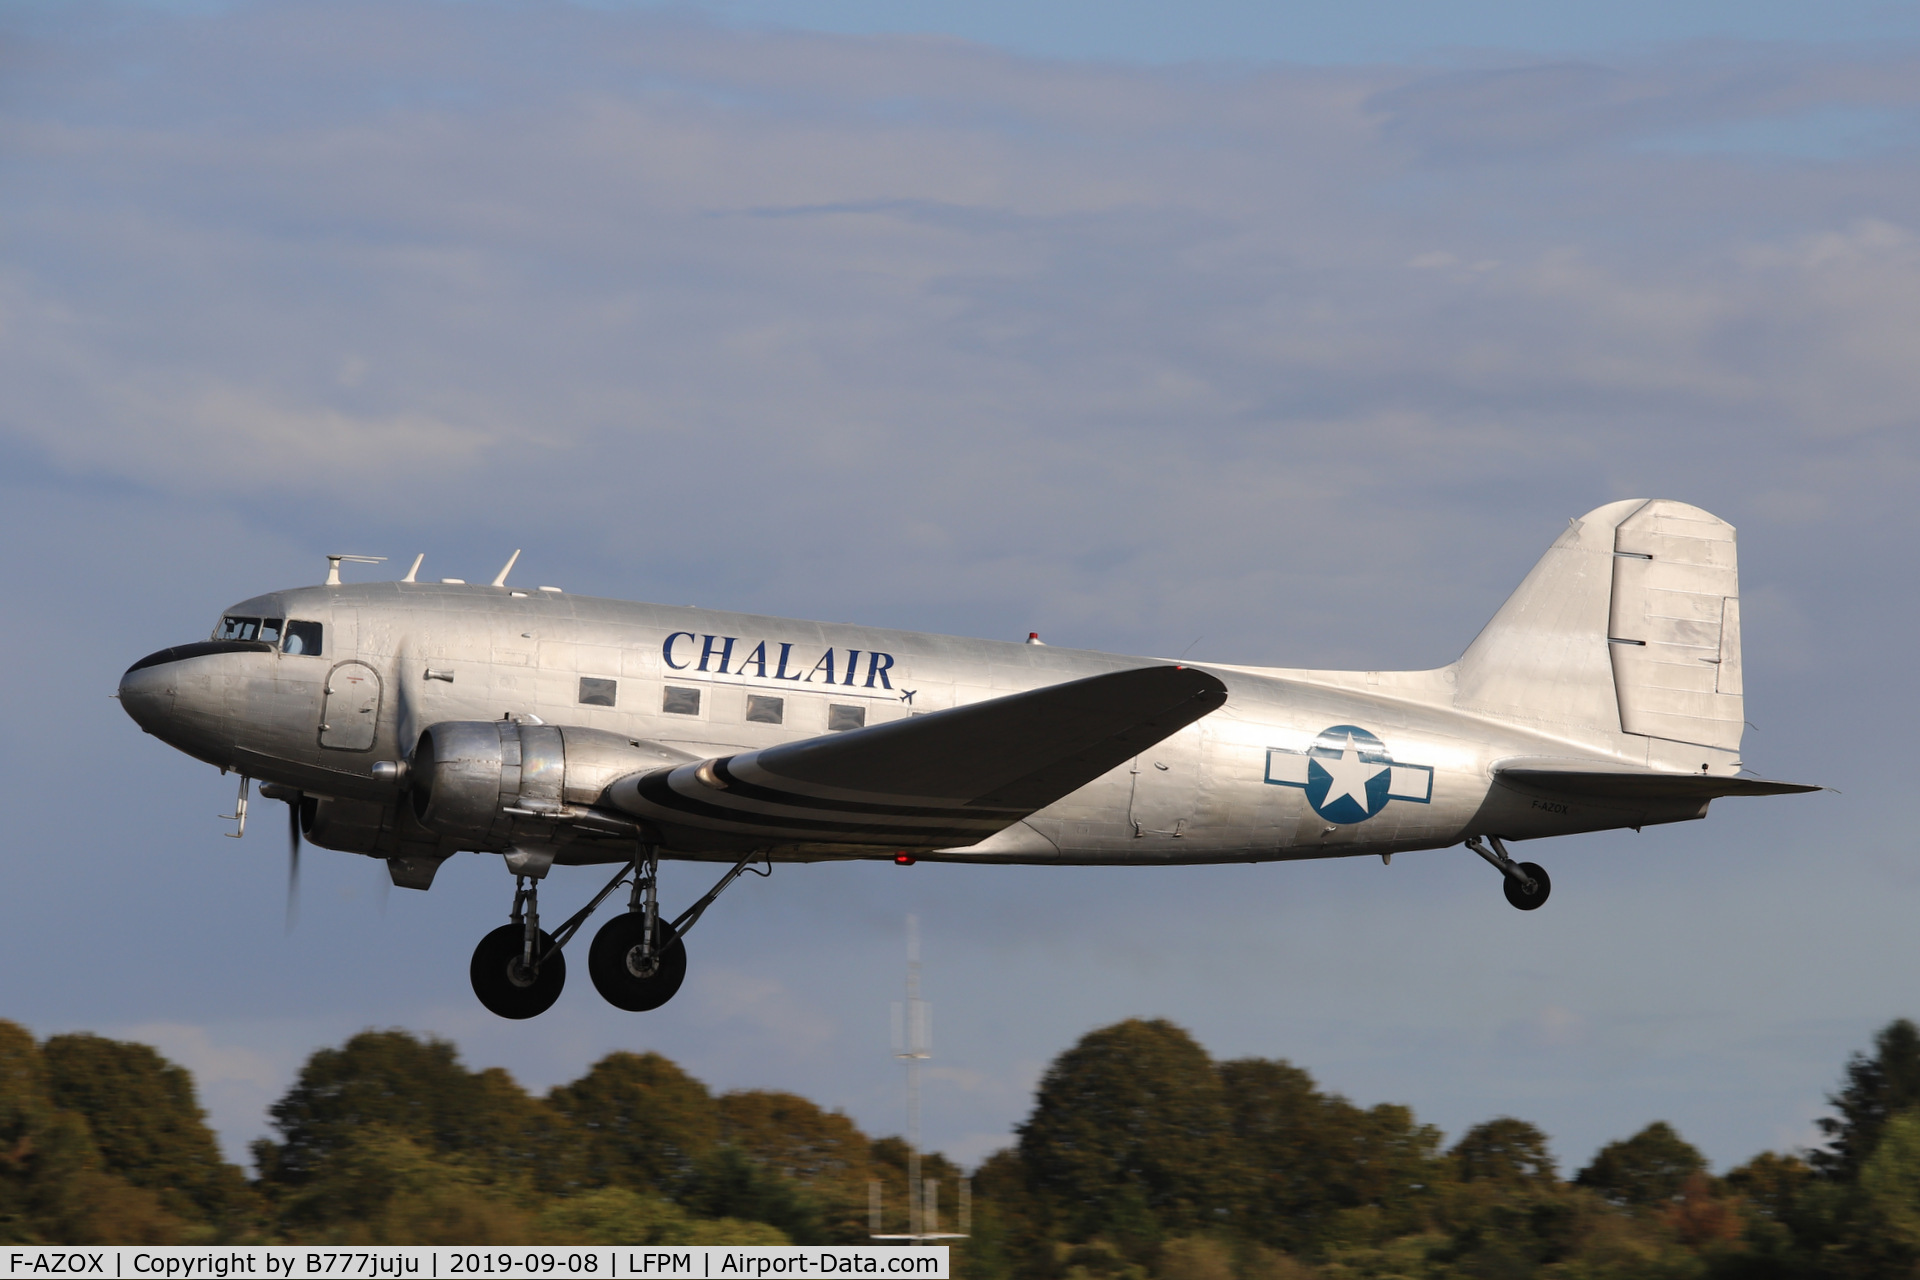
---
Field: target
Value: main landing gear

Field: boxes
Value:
[469,849,768,1020]
[1466,835,1551,911]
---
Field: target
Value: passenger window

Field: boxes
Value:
[745,694,784,725]
[217,616,260,641]
[663,686,701,716]
[283,621,324,656]
[579,677,617,708]
[827,704,866,732]
[259,618,283,644]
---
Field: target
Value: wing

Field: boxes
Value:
[1494,759,1821,802]
[606,664,1228,852]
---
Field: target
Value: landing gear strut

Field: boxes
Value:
[589,850,686,1011]
[589,851,768,1010]
[469,849,768,1019]
[1466,835,1551,911]
[470,876,567,1019]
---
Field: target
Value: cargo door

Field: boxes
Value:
[321,662,382,751]
[1607,501,1743,750]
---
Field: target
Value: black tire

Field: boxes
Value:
[1503,862,1552,911]
[588,912,688,1012]
[470,923,566,1019]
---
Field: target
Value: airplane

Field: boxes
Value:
[118,499,1817,1019]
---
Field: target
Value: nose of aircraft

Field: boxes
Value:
[118,653,178,735]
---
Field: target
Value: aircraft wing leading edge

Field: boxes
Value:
[606,664,1229,850]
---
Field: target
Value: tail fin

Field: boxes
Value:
[1454,500,1746,762]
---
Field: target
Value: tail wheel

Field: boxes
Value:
[1503,862,1552,911]
[588,912,688,1012]
[470,923,566,1019]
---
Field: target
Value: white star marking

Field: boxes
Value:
[1315,733,1388,813]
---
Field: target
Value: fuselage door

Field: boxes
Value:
[321,662,382,751]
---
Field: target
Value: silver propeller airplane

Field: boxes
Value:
[119,499,1815,1019]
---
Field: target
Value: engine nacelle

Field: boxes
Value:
[409,720,690,848]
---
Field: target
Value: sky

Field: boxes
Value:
[1,0,1917,1182]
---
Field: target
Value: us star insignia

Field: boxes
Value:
[1264,724,1433,824]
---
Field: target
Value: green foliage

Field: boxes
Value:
[15,1008,1920,1270]
[1574,1122,1707,1208]
[1019,1018,1235,1245]
[0,1020,240,1245]
[257,1030,578,1193]
[1723,1151,1812,1224]
[1849,1108,1920,1271]
[277,1124,533,1244]
[1221,1057,1442,1252]
[41,1033,258,1236]
[1811,1018,1920,1183]
[1450,1118,1558,1190]
[681,1146,823,1242]
[548,1052,718,1195]
[716,1090,875,1241]
[536,1186,788,1245]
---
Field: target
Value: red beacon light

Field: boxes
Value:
[894,853,916,866]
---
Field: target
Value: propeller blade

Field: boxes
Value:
[285,797,302,932]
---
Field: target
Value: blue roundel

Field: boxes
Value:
[1262,725,1434,825]
[1303,725,1393,824]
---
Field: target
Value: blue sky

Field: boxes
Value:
[574,0,1920,65]
[1,0,1917,1179]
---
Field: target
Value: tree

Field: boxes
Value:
[1574,1122,1706,1208]
[1723,1150,1812,1224]
[536,1186,787,1246]
[1452,1118,1558,1188]
[548,1052,718,1195]
[258,1030,578,1193]
[681,1147,823,1242]
[1851,1108,1920,1269]
[0,1020,96,1242]
[869,1137,960,1238]
[275,1125,533,1244]
[1812,1018,1920,1182]
[1220,1057,1441,1252]
[1017,1019,1234,1245]
[0,1022,184,1245]
[716,1091,873,1241]
[41,1034,255,1234]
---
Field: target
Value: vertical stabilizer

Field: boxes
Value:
[1453,499,1745,760]
[1454,500,1639,743]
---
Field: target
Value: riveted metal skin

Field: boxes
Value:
[119,500,1815,885]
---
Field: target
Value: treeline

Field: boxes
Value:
[0,1020,945,1245]
[973,1018,1920,1279]
[2,1015,1919,1277]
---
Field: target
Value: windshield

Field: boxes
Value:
[216,616,282,643]
[213,615,319,653]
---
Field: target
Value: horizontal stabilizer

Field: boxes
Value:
[1495,761,1820,802]
[607,665,1229,850]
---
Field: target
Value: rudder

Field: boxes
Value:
[1454,499,1745,759]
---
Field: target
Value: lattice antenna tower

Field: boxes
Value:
[872,914,968,1244]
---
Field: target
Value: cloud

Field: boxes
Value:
[0,16,1853,666]
[3,0,1917,1178]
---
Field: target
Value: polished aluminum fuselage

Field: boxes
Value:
[120,580,1709,868]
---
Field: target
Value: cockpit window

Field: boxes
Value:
[259,618,283,644]
[217,616,261,641]
[283,620,324,656]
